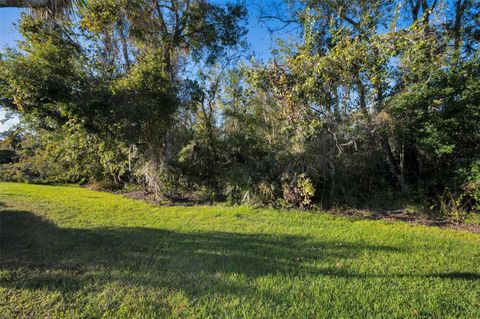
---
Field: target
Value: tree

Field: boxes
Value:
[1,0,478,215]
[0,0,247,196]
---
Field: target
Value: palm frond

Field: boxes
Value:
[0,0,87,18]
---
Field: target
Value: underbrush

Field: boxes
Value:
[2,159,479,226]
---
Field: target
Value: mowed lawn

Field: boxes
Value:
[0,183,479,318]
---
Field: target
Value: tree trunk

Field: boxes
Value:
[381,135,405,192]
[356,77,368,118]
[328,154,336,200]
[453,0,468,64]
[118,18,131,70]
[375,74,406,192]
[408,0,421,21]
[141,147,163,200]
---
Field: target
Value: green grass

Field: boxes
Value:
[0,183,479,318]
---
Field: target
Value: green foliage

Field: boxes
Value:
[0,1,247,195]
[0,123,128,184]
[111,49,177,148]
[459,161,480,214]
[282,173,316,209]
[1,0,479,218]
[0,16,85,128]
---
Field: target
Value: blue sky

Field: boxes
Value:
[0,2,294,132]
[0,1,296,60]
[1,8,23,132]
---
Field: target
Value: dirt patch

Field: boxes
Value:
[332,209,480,233]
[122,191,211,206]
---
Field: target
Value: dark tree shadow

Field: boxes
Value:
[0,209,476,300]
[424,272,480,280]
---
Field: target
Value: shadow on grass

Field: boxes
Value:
[1,209,477,299]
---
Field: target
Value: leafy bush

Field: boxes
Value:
[459,161,480,214]
[435,192,470,224]
[430,161,480,223]
[281,173,315,209]
[256,182,277,204]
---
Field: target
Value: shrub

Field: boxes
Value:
[87,179,123,192]
[435,191,470,224]
[256,181,277,204]
[282,173,315,209]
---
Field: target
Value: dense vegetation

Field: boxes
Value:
[1,183,479,317]
[0,0,479,220]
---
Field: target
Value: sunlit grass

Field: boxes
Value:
[1,182,479,318]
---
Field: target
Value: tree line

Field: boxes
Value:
[0,0,479,219]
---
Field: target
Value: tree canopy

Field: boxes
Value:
[0,0,479,218]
